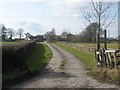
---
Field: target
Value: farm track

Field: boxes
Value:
[12,43,118,89]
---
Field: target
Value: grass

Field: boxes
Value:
[26,43,53,72]
[3,42,53,81]
[88,68,120,85]
[55,42,96,70]
[0,41,25,45]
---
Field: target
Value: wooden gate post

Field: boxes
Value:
[97,32,100,51]
[104,29,107,50]
[96,31,100,65]
[104,29,107,67]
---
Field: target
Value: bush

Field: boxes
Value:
[2,41,36,73]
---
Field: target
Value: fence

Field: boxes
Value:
[71,44,95,52]
[96,49,120,68]
[60,41,120,68]
[60,42,95,53]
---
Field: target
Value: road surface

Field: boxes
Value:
[13,44,118,89]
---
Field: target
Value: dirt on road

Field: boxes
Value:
[13,44,118,89]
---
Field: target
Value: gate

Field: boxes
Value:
[96,49,120,68]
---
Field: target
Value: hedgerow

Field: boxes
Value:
[2,41,36,73]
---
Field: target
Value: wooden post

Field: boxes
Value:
[97,32,100,51]
[96,32,100,65]
[104,29,107,50]
[104,29,107,67]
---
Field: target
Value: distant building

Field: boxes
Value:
[35,35,44,42]
[67,33,75,42]
[61,32,68,39]
[25,33,44,42]
[25,33,33,41]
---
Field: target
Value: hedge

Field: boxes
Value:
[2,41,36,73]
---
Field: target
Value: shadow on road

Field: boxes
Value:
[3,62,77,89]
[38,67,77,79]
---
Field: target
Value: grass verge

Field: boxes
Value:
[26,43,53,72]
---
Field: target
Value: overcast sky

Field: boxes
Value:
[0,0,119,38]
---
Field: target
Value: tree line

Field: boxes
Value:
[45,22,99,43]
[0,24,24,41]
[45,21,118,43]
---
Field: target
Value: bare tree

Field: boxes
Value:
[17,28,24,39]
[81,1,117,50]
[45,28,57,43]
[8,28,15,40]
[81,1,117,31]
[0,24,8,41]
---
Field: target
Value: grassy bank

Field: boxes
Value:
[3,42,52,81]
[54,42,96,70]
[26,43,53,72]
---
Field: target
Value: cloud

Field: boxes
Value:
[1,0,118,18]
[1,0,119,3]
[27,22,45,31]
[1,0,51,2]
[45,0,118,17]
[18,21,47,35]
[45,0,83,17]
[0,16,49,35]
[18,21,28,26]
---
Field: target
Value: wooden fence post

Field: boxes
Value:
[104,29,107,50]
[96,32,100,65]
[104,29,107,67]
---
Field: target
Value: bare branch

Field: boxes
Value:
[103,11,117,29]
[81,7,92,24]
[81,1,117,33]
